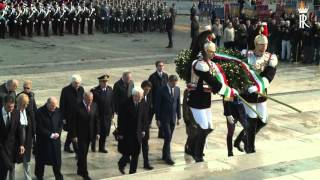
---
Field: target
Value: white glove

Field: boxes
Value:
[50,133,56,139]
[248,86,258,94]
[226,115,235,124]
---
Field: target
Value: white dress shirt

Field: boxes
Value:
[20,109,28,126]
[167,84,174,96]
[2,107,10,126]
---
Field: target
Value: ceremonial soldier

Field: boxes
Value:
[125,5,133,33]
[143,4,148,31]
[93,0,101,31]
[34,2,43,36]
[73,2,81,35]
[58,1,66,36]
[42,2,51,37]
[236,34,278,153]
[7,2,15,37]
[148,4,155,32]
[187,41,238,162]
[51,2,60,35]
[114,5,121,33]
[100,1,108,33]
[0,5,6,38]
[26,3,35,37]
[19,2,28,37]
[157,3,165,32]
[135,4,143,33]
[87,1,95,34]
[14,4,22,38]
[65,1,73,34]
[80,1,87,34]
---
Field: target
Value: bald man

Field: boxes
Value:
[35,97,63,180]
[0,79,19,106]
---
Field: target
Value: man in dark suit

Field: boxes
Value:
[165,11,174,48]
[60,74,84,153]
[148,61,169,139]
[91,74,114,153]
[190,16,200,49]
[35,97,63,180]
[0,79,19,106]
[140,80,154,170]
[113,71,134,114]
[0,95,24,180]
[71,92,100,180]
[156,75,181,165]
[117,88,147,174]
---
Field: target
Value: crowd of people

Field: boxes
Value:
[190,1,320,65]
[0,61,184,179]
[0,0,177,38]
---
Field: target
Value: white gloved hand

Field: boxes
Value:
[226,115,235,125]
[248,86,258,94]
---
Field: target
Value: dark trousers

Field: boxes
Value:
[167,30,173,47]
[35,162,63,180]
[185,133,197,155]
[43,21,49,37]
[142,129,150,166]
[80,18,85,34]
[58,21,64,36]
[0,162,9,180]
[91,121,110,151]
[226,111,247,155]
[27,22,33,37]
[0,21,5,38]
[215,36,221,47]
[118,154,139,174]
[8,22,14,37]
[162,121,175,160]
[77,139,90,176]
[66,20,72,34]
[64,131,78,152]
[88,20,94,34]
[73,20,79,35]
[193,127,212,161]
[52,20,58,35]
[236,118,266,153]
[35,21,41,35]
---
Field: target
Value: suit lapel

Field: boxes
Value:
[0,110,5,130]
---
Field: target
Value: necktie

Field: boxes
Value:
[5,113,10,128]
[170,88,173,97]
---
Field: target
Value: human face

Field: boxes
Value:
[84,94,93,106]
[143,86,151,95]
[47,99,58,112]
[99,80,108,88]
[256,43,268,54]
[133,92,143,103]
[169,80,178,88]
[156,62,164,72]
[123,73,132,84]
[72,80,81,89]
[5,102,15,113]
[206,48,215,59]
[23,85,31,94]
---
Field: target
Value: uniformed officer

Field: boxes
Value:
[80,1,87,34]
[42,2,50,37]
[87,1,95,34]
[73,2,80,35]
[91,74,115,153]
[26,2,35,37]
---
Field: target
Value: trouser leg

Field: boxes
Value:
[129,154,139,174]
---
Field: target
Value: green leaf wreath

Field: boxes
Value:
[174,48,253,93]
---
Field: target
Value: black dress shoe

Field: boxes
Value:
[165,159,175,165]
[64,147,74,153]
[118,163,125,174]
[228,152,234,157]
[143,164,154,170]
[166,45,173,48]
[99,149,108,153]
[234,144,244,152]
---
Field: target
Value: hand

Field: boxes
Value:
[142,131,145,137]
[19,146,25,155]
[96,134,100,140]
[63,119,67,124]
[226,115,235,125]
[248,86,258,94]
[72,137,78,143]
[156,121,161,127]
[53,133,59,139]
